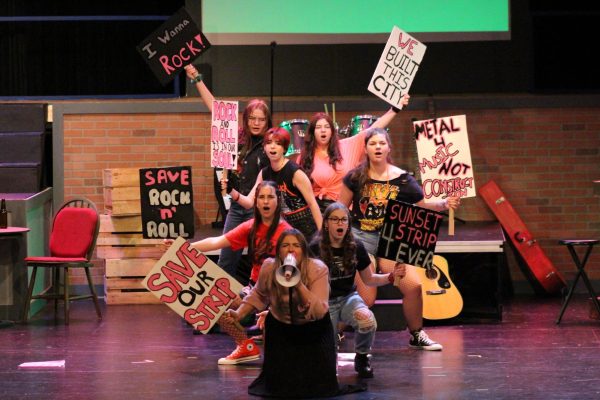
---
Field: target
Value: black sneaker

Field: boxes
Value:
[354,353,374,378]
[409,329,443,351]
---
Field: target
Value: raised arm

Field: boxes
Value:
[185,64,215,112]
[292,170,323,230]
[370,94,410,131]
[340,94,410,156]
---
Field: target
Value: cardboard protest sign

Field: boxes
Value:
[413,115,476,200]
[211,100,239,169]
[376,199,444,269]
[137,7,211,86]
[142,237,244,333]
[368,26,426,109]
[139,166,194,239]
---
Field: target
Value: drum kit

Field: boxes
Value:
[279,115,379,157]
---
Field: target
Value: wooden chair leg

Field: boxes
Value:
[84,267,103,320]
[22,266,38,323]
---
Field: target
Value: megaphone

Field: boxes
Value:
[275,254,301,287]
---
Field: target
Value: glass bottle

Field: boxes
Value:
[0,199,7,229]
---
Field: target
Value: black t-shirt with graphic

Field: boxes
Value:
[342,172,424,233]
[310,240,371,299]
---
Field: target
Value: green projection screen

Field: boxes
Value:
[201,0,510,44]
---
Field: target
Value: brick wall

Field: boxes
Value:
[59,100,600,292]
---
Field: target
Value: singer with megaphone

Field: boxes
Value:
[275,253,301,287]
[224,229,365,398]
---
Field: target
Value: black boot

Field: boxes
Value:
[354,353,374,378]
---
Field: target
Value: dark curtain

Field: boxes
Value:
[0,1,185,97]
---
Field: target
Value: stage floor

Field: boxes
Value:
[2,295,599,399]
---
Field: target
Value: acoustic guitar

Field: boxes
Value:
[414,255,463,320]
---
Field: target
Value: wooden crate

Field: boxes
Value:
[105,200,141,216]
[97,214,163,260]
[103,168,140,188]
[103,168,141,216]
[98,211,165,305]
[104,258,161,305]
[96,244,164,260]
[97,232,163,246]
[99,214,142,233]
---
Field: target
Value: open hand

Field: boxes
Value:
[256,310,268,330]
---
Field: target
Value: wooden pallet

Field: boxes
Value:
[99,214,142,233]
[103,168,140,188]
[104,258,161,305]
[103,168,141,215]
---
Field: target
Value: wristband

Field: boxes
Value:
[190,73,203,83]
[388,272,395,283]
[391,106,401,113]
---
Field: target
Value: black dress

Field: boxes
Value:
[248,312,339,398]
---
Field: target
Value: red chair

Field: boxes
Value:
[22,198,102,324]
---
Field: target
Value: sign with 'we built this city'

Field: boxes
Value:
[368,26,426,110]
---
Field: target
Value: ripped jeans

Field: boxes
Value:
[329,292,377,354]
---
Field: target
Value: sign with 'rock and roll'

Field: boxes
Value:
[368,26,426,110]
[137,7,211,85]
[139,166,194,239]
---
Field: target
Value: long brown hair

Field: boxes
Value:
[248,181,281,263]
[312,202,357,273]
[239,99,273,165]
[298,112,342,177]
[346,128,393,189]
[267,229,311,299]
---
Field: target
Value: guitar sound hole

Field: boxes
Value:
[426,269,438,280]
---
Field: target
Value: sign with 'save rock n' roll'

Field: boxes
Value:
[143,237,244,334]
[368,26,426,109]
[139,166,194,239]
[137,7,211,85]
